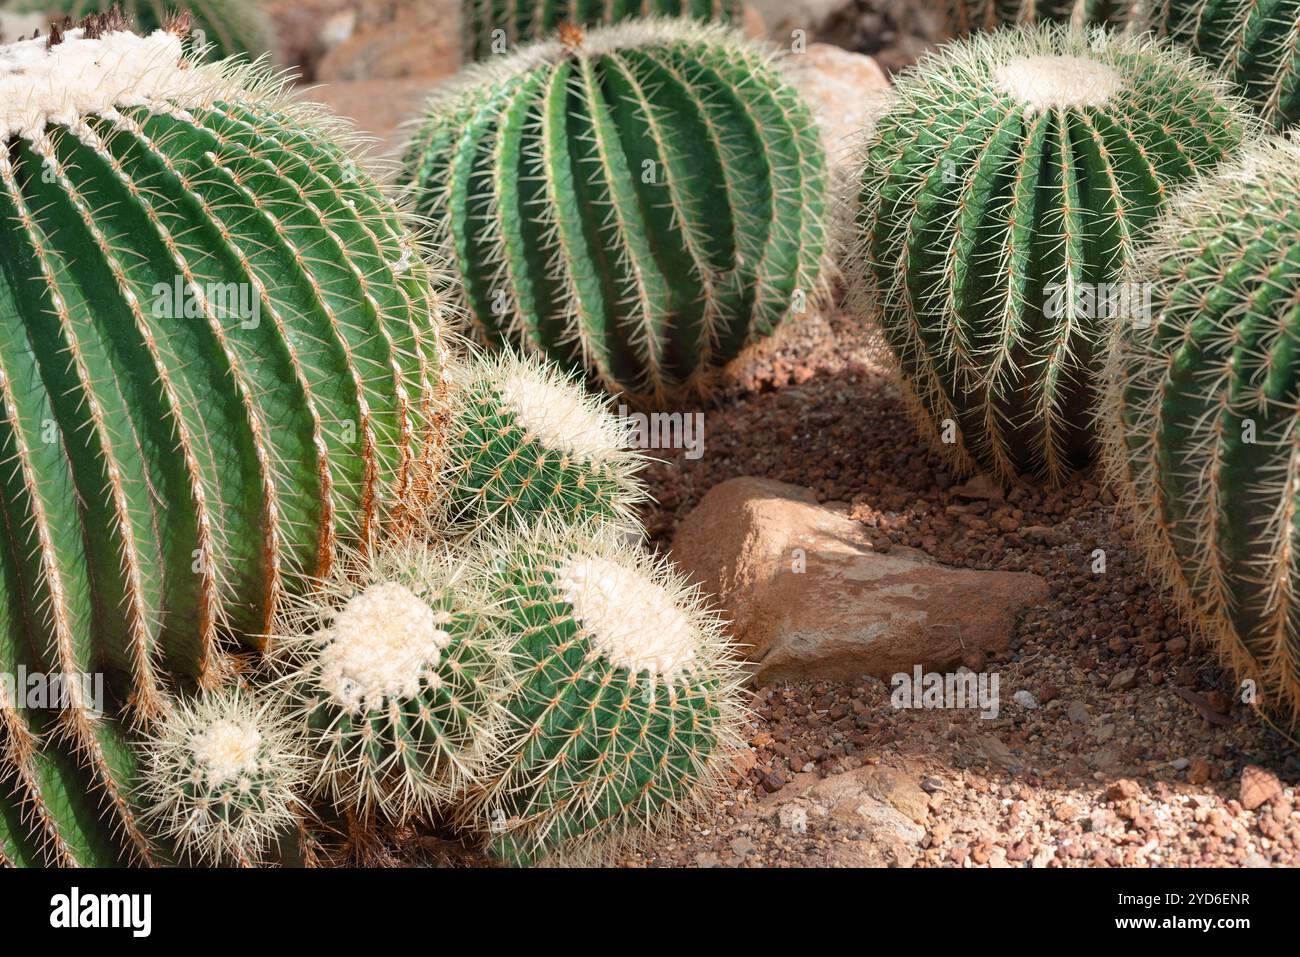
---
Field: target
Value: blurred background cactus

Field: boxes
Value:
[404,19,829,407]
[846,25,1251,484]
[1102,133,1300,735]
[931,0,1143,34]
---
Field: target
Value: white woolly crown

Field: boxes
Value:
[995,54,1122,112]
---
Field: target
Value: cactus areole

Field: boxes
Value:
[847,26,1250,484]
[405,20,829,407]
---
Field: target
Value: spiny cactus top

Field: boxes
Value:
[436,349,646,533]
[933,0,1144,34]
[461,522,746,865]
[0,22,448,863]
[8,0,275,61]
[1102,133,1300,734]
[1150,0,1300,129]
[846,26,1251,484]
[461,0,743,62]
[405,19,830,407]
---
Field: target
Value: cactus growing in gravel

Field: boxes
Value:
[138,687,310,865]
[460,522,746,865]
[933,0,1143,34]
[1149,0,1300,129]
[1101,133,1300,735]
[461,0,743,62]
[8,0,274,61]
[436,350,646,533]
[846,26,1252,484]
[405,19,830,407]
[271,537,512,822]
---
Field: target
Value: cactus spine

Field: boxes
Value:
[405,19,829,406]
[461,0,743,62]
[1102,133,1300,735]
[272,538,511,822]
[461,522,746,865]
[846,26,1251,484]
[0,24,448,863]
[8,0,274,61]
[1149,0,1300,129]
[436,350,646,532]
[934,0,1144,34]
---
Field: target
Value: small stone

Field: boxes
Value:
[1188,758,1213,785]
[1066,700,1091,725]
[1170,758,1190,771]
[729,836,757,859]
[1109,668,1139,691]
[778,804,809,835]
[1240,765,1283,811]
[1012,690,1039,709]
[1106,779,1141,802]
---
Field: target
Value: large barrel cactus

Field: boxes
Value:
[8,0,274,61]
[404,19,830,407]
[934,0,1143,34]
[846,26,1251,483]
[1149,0,1300,129]
[462,0,743,62]
[0,23,448,864]
[461,522,746,865]
[1102,134,1300,736]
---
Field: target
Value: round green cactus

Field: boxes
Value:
[8,0,274,61]
[460,521,746,865]
[404,19,829,407]
[933,0,1143,34]
[271,537,512,823]
[846,26,1252,484]
[138,687,310,865]
[1149,0,1299,129]
[435,349,646,533]
[1101,133,1300,736]
[462,0,744,62]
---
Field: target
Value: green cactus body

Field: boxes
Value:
[461,0,743,62]
[847,26,1251,483]
[405,20,829,407]
[8,0,274,61]
[1150,0,1300,129]
[0,25,447,861]
[462,523,745,865]
[274,539,510,822]
[438,350,646,532]
[1102,133,1300,735]
[935,0,1143,33]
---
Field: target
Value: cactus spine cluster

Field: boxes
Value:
[436,350,646,532]
[272,537,510,822]
[934,0,1144,34]
[404,19,829,406]
[8,0,274,61]
[1150,0,1300,129]
[0,23,448,865]
[847,26,1251,483]
[460,522,746,865]
[1101,133,1300,734]
[461,0,743,62]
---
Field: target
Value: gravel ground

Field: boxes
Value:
[604,306,1300,868]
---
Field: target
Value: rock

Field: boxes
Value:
[778,803,809,834]
[1066,700,1091,725]
[951,473,1004,502]
[671,477,1049,685]
[729,836,757,859]
[1106,779,1141,802]
[781,44,890,181]
[1240,765,1283,811]
[1108,668,1139,692]
[317,2,460,82]
[976,735,1021,772]
[768,766,926,851]
[1013,690,1038,710]
[1188,757,1213,785]
[296,79,436,160]
[746,0,855,40]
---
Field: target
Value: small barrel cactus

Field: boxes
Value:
[404,19,830,407]
[138,687,310,865]
[846,26,1251,483]
[0,22,449,732]
[1101,133,1300,735]
[460,521,746,865]
[462,0,744,62]
[8,0,274,61]
[933,0,1143,34]
[435,349,646,533]
[271,537,511,822]
[1149,0,1300,129]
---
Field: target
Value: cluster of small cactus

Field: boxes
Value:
[404,19,830,406]
[7,0,274,60]
[933,0,1144,34]
[846,25,1251,483]
[1101,133,1300,734]
[461,0,743,61]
